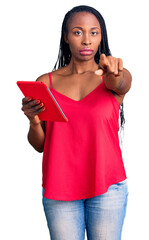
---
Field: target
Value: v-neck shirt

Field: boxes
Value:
[42,72,127,200]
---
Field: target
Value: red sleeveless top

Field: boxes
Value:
[42,72,127,200]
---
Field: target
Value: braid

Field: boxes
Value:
[118,102,125,145]
[119,102,125,130]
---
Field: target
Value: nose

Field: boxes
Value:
[82,33,91,46]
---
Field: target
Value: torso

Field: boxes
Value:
[38,66,125,104]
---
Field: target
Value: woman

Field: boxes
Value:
[21,5,132,240]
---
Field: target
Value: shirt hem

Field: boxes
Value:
[42,176,127,201]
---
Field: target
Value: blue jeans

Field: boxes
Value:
[42,179,128,240]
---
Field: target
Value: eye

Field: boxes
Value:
[91,32,98,35]
[74,31,82,35]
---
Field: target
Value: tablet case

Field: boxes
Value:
[17,81,68,122]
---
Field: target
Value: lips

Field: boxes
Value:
[79,48,93,55]
[80,48,93,52]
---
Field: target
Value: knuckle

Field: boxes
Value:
[34,104,41,111]
[33,100,37,104]
[27,101,31,107]
[118,58,123,65]
[26,102,33,108]
[30,112,35,117]
[34,106,39,111]
[37,108,42,113]
[22,97,28,104]
[38,108,44,113]
[118,58,122,62]
[109,67,115,73]
[27,100,36,108]
[107,56,111,59]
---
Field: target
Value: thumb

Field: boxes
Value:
[95,69,104,76]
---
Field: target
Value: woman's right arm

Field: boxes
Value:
[21,97,46,153]
[21,73,50,152]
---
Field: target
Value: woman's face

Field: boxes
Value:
[65,11,102,62]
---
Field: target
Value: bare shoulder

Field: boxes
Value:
[35,67,67,88]
[36,73,50,87]
[51,66,69,78]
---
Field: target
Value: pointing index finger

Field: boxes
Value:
[99,53,109,69]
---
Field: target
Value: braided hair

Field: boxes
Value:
[52,5,125,131]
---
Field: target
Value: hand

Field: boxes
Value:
[21,97,45,125]
[95,53,123,77]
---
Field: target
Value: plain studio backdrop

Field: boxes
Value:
[0,0,148,239]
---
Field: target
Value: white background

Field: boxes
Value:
[1,0,149,239]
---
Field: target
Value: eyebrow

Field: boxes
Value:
[72,26,100,30]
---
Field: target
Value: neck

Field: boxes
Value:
[67,57,99,74]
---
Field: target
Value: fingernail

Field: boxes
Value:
[95,69,103,75]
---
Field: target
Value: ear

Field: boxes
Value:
[64,33,69,44]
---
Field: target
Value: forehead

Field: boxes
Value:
[67,11,101,30]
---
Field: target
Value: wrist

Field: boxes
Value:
[29,120,41,128]
[104,71,123,90]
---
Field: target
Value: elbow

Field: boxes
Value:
[27,134,44,153]
[122,68,132,93]
[30,142,44,153]
[36,147,44,153]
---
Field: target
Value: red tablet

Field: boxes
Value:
[17,81,68,122]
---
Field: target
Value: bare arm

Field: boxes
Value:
[95,54,132,95]
[27,120,45,153]
[103,68,132,95]
[28,122,45,153]
[22,97,45,152]
[21,74,49,152]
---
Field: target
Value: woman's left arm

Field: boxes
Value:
[95,54,132,95]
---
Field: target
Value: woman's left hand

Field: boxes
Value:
[95,53,123,77]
